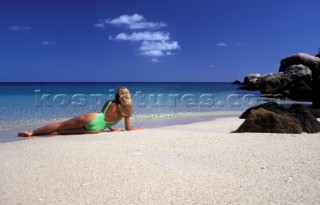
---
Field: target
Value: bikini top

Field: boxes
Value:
[85,101,122,131]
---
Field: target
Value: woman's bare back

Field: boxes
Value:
[104,102,121,122]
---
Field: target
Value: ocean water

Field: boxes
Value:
[0,82,295,142]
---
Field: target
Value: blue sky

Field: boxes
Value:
[1,0,319,82]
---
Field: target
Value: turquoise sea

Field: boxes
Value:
[0,82,299,142]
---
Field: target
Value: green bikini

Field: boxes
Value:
[85,101,122,131]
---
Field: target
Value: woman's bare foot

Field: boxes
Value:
[18,131,33,137]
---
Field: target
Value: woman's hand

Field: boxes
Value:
[124,118,144,131]
[109,127,122,132]
[126,126,144,131]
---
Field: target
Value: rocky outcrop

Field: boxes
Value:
[279,53,320,108]
[240,73,260,90]
[240,53,320,108]
[235,103,320,133]
[310,108,320,118]
[239,102,286,119]
[279,53,320,73]
[244,73,260,84]
[232,80,241,85]
[287,104,320,133]
[312,63,320,108]
[258,64,313,100]
[235,108,303,133]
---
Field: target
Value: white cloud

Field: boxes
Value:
[138,40,180,57]
[217,42,228,46]
[128,21,166,30]
[140,50,164,57]
[111,14,144,24]
[216,42,247,47]
[9,25,32,32]
[113,32,170,41]
[139,41,180,51]
[98,14,179,62]
[111,33,180,58]
[104,14,166,30]
[42,41,56,46]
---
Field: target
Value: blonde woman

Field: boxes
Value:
[18,87,143,137]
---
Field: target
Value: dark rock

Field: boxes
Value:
[239,85,255,90]
[279,53,320,73]
[239,102,286,119]
[244,73,261,85]
[289,80,313,101]
[235,108,303,133]
[240,73,261,90]
[284,64,313,82]
[258,73,288,94]
[258,65,313,100]
[287,104,320,133]
[239,83,260,90]
[241,53,320,107]
[310,109,320,118]
[279,53,320,107]
[232,80,241,85]
[235,103,320,133]
[312,63,320,108]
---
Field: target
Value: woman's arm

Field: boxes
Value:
[109,126,121,131]
[124,117,144,131]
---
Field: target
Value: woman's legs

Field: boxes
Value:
[49,128,102,135]
[18,113,98,137]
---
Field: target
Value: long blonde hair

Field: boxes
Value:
[115,87,132,118]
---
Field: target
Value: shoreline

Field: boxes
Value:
[0,117,319,204]
[0,111,242,143]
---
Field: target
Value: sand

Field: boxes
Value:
[0,117,320,205]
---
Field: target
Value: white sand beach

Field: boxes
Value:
[0,117,320,204]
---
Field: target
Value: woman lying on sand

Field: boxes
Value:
[18,87,143,137]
